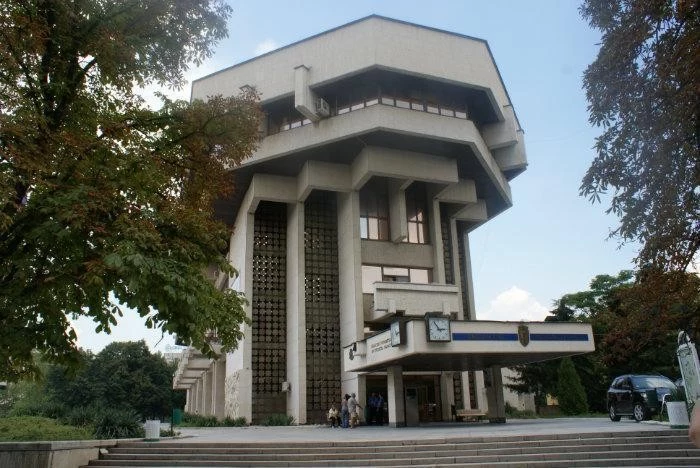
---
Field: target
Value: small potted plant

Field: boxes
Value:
[665,387,690,429]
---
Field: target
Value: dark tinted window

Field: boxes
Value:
[631,376,675,389]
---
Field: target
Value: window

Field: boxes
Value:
[361,265,432,293]
[406,184,429,244]
[360,180,389,240]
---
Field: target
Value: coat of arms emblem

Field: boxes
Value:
[518,324,530,347]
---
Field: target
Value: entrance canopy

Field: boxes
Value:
[343,320,594,372]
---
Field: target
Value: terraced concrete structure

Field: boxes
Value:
[173,15,594,426]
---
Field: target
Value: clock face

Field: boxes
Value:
[390,321,402,346]
[426,316,451,342]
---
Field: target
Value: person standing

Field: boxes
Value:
[375,393,385,425]
[348,392,362,428]
[367,393,378,425]
[340,394,350,428]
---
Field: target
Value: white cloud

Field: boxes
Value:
[477,286,550,322]
[254,39,278,56]
[71,308,179,354]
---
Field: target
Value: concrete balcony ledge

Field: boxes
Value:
[370,282,460,322]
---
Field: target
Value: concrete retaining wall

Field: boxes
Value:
[0,439,126,468]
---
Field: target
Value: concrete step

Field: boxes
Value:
[82,429,699,468]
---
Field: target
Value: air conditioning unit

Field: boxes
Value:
[315,98,330,117]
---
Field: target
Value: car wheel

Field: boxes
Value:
[609,403,621,421]
[633,402,647,422]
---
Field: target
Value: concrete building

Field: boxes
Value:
[173,16,594,426]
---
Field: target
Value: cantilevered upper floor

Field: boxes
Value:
[193,16,528,228]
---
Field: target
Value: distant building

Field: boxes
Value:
[173,15,594,426]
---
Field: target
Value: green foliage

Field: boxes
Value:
[504,402,537,419]
[61,406,99,428]
[179,413,247,427]
[261,413,296,426]
[223,416,249,427]
[557,358,589,415]
[46,341,183,420]
[0,0,260,381]
[579,0,700,271]
[0,416,92,441]
[181,413,220,427]
[92,408,145,439]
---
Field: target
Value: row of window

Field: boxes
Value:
[361,265,431,294]
[266,93,469,136]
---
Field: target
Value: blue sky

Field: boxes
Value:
[73,0,638,352]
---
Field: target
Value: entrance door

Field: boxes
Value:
[404,375,442,422]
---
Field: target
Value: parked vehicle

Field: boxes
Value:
[607,374,677,422]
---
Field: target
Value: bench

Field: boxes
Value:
[452,407,487,422]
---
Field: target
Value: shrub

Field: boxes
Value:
[10,399,66,420]
[261,413,295,426]
[180,412,219,427]
[557,357,589,415]
[62,406,98,427]
[0,416,92,441]
[223,416,248,427]
[504,402,538,419]
[92,408,145,439]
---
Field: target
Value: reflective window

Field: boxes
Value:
[361,265,432,293]
[406,184,429,244]
[360,180,390,241]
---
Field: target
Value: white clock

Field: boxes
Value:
[390,320,404,346]
[426,315,451,342]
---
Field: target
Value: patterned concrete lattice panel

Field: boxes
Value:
[252,202,288,423]
[440,205,454,286]
[304,191,341,424]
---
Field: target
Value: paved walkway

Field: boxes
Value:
[168,418,676,444]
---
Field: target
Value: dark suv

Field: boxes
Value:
[607,374,676,422]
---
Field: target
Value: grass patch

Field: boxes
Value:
[0,416,92,441]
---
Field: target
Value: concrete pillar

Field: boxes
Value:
[212,359,226,420]
[184,388,191,413]
[458,225,476,320]
[440,372,454,421]
[203,369,213,415]
[195,378,201,415]
[387,365,406,427]
[388,179,408,243]
[484,366,506,423]
[337,191,363,394]
[287,201,306,424]
[429,197,446,283]
[475,371,487,410]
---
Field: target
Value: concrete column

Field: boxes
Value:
[429,197,446,283]
[388,180,408,243]
[475,371,487,411]
[195,379,203,414]
[203,369,213,415]
[484,366,506,423]
[337,191,363,395]
[184,388,191,413]
[287,201,306,424]
[458,225,476,320]
[440,372,454,421]
[387,365,405,427]
[213,359,226,420]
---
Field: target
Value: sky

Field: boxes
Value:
[72,0,640,354]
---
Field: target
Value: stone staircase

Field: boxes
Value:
[81,429,699,467]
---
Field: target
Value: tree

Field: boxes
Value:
[599,269,700,376]
[508,271,633,413]
[557,357,589,415]
[579,0,700,272]
[46,341,183,419]
[0,0,261,380]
